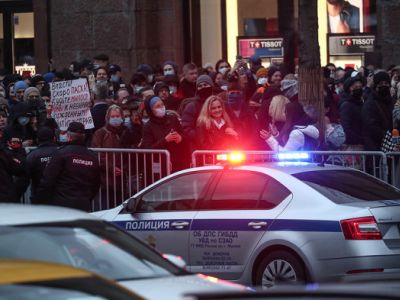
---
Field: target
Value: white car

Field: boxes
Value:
[93,153,400,288]
[0,204,246,300]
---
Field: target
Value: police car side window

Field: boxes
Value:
[137,172,213,212]
[205,171,268,210]
[259,178,291,209]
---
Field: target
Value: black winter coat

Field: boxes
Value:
[339,93,363,145]
[362,92,394,151]
[26,142,58,202]
[0,145,26,203]
[141,99,190,172]
[34,143,101,211]
[181,96,205,152]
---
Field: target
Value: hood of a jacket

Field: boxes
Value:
[294,124,319,140]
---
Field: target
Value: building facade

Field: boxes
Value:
[0,0,399,78]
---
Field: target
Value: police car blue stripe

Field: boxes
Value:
[114,219,341,232]
[269,219,341,232]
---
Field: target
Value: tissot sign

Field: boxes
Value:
[329,35,375,55]
[237,37,284,58]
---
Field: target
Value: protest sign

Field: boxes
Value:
[50,78,94,130]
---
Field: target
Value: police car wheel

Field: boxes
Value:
[256,251,305,288]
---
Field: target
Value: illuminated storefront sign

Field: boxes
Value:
[15,63,36,77]
[237,37,284,58]
[329,34,375,56]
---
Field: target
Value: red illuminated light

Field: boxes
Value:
[216,151,246,164]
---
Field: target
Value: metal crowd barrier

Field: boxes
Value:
[191,150,388,182]
[22,148,171,211]
[92,148,171,211]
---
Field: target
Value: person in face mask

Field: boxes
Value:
[2,102,36,147]
[162,61,178,77]
[91,105,127,206]
[215,59,231,81]
[136,64,155,85]
[141,95,189,172]
[91,104,126,149]
[362,71,394,151]
[0,134,26,203]
[249,67,269,111]
[339,76,364,150]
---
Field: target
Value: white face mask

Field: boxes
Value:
[154,106,166,118]
[257,78,268,85]
[169,86,177,94]
[147,75,154,83]
[164,70,175,76]
[221,85,228,91]
[134,85,143,94]
[142,116,150,124]
[218,67,229,75]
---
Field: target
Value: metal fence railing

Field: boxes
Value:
[191,150,388,182]
[92,148,171,211]
[22,148,171,211]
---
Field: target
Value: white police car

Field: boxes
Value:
[94,152,400,288]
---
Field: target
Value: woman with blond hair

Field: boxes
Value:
[268,95,291,132]
[196,95,239,150]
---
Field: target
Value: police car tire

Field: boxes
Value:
[255,251,305,288]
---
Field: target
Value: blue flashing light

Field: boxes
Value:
[277,161,309,167]
[277,152,310,161]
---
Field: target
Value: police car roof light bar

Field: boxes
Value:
[277,152,310,161]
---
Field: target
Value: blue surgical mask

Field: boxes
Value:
[154,106,166,118]
[164,70,175,76]
[124,117,131,125]
[109,117,123,127]
[257,78,268,85]
[59,134,68,143]
[111,75,120,83]
[169,86,177,94]
[18,116,30,126]
[219,67,229,75]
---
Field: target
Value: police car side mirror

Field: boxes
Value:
[126,197,139,213]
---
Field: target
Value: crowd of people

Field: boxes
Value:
[1,52,400,210]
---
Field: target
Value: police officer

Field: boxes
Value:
[34,122,101,211]
[26,127,58,202]
[0,137,26,203]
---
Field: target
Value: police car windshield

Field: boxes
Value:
[293,170,400,203]
[0,220,186,281]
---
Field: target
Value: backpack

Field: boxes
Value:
[325,123,346,149]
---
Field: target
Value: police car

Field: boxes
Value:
[93,152,400,288]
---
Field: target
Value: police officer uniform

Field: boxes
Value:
[0,142,26,202]
[34,122,101,211]
[26,127,58,202]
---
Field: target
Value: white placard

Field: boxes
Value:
[50,78,94,131]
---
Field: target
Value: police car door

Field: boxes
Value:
[189,169,292,280]
[114,171,215,263]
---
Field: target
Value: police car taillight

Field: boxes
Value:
[216,151,246,164]
[340,217,382,240]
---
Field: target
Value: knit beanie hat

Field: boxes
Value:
[149,96,161,109]
[256,67,268,79]
[23,87,40,101]
[196,75,213,88]
[14,80,29,93]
